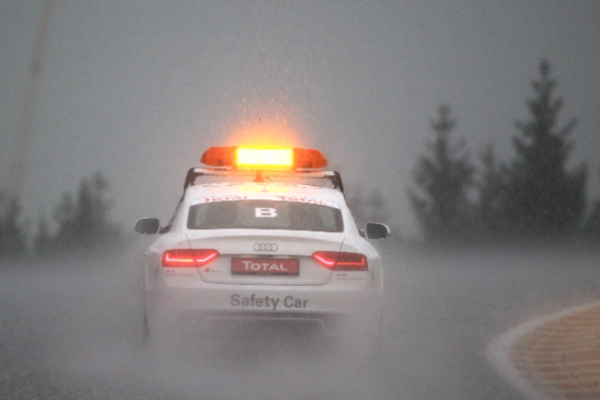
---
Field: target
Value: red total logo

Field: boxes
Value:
[232,258,299,275]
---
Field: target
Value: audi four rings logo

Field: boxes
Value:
[253,243,278,251]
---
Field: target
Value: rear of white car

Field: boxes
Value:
[141,182,384,346]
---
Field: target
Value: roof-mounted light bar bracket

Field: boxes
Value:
[183,167,344,193]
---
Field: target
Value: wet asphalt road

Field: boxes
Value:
[1,243,599,399]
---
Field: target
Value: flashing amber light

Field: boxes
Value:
[237,148,293,168]
[200,146,328,170]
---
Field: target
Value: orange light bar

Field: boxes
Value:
[294,148,328,169]
[200,147,328,170]
[237,148,293,168]
[200,146,236,167]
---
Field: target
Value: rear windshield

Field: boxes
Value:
[187,200,343,232]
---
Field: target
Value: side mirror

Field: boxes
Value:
[365,222,390,240]
[135,218,160,235]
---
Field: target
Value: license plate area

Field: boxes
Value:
[231,258,299,276]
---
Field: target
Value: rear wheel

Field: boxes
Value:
[142,308,150,346]
[367,316,383,364]
[352,309,383,365]
[141,278,152,348]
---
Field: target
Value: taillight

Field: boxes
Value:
[312,251,368,271]
[162,249,219,267]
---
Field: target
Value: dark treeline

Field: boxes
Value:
[409,60,600,244]
[0,172,122,260]
[3,60,600,256]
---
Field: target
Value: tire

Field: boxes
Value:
[142,308,151,347]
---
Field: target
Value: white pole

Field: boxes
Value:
[7,0,54,200]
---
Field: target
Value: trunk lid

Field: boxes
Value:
[185,230,344,286]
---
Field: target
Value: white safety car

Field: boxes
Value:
[135,146,390,352]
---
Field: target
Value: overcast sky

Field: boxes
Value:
[1,1,599,237]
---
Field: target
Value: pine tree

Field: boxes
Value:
[584,169,600,239]
[71,173,113,249]
[34,218,53,257]
[504,60,587,237]
[477,145,507,237]
[52,192,77,252]
[585,201,600,238]
[45,172,120,255]
[346,186,369,228]
[364,188,390,224]
[346,186,391,226]
[409,105,475,242]
[0,194,28,259]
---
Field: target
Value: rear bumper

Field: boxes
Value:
[146,283,382,337]
[176,309,347,338]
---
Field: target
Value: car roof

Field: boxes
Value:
[185,182,347,208]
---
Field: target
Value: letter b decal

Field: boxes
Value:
[255,207,277,218]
